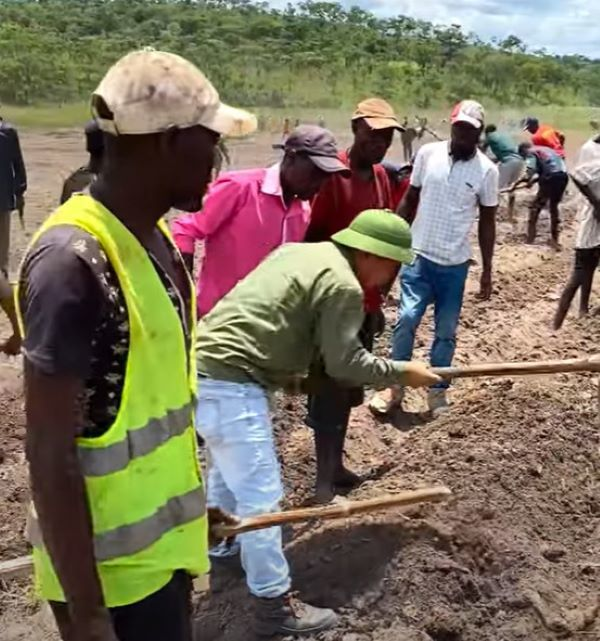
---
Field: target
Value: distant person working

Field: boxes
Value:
[554,134,600,328]
[523,116,566,158]
[0,113,27,276]
[481,124,524,220]
[514,142,569,249]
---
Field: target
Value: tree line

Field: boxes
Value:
[1,0,600,109]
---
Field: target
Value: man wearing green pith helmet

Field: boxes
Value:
[194,208,440,637]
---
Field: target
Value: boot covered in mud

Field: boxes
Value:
[253,591,338,637]
[428,388,450,416]
[368,385,405,415]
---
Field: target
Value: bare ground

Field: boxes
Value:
[1,128,598,641]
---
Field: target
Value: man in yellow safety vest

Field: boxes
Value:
[17,50,255,641]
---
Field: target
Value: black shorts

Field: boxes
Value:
[538,172,569,206]
[50,571,192,641]
[574,246,600,272]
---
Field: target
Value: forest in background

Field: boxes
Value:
[2,0,600,110]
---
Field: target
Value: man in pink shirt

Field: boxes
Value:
[172,126,349,316]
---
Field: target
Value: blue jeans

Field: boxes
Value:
[392,255,469,389]
[196,378,291,599]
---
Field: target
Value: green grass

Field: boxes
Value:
[1,102,91,128]
[3,102,600,135]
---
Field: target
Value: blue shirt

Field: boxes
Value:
[526,145,566,179]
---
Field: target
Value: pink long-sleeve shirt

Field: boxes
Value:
[171,164,310,317]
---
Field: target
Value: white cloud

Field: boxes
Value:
[272,0,598,58]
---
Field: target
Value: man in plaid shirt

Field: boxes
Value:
[371,100,498,416]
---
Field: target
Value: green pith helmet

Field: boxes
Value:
[332,209,414,264]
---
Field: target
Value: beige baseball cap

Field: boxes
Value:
[352,98,404,131]
[92,49,257,137]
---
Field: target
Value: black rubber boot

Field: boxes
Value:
[314,430,337,504]
[332,424,360,489]
[253,592,338,637]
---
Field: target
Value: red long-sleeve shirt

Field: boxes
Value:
[305,150,394,311]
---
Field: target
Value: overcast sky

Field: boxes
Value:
[273,0,597,58]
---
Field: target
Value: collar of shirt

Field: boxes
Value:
[261,163,289,208]
[261,162,311,219]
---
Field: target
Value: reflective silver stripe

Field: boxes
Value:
[78,402,194,477]
[94,487,206,561]
[28,487,206,561]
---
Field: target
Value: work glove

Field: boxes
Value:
[402,361,441,388]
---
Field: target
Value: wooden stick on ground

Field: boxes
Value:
[0,555,32,581]
[212,486,452,539]
[432,357,600,380]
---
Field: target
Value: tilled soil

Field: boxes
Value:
[1,130,599,640]
[192,193,599,640]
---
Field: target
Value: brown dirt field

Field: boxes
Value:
[1,128,599,641]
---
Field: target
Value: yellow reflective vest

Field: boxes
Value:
[17,194,208,607]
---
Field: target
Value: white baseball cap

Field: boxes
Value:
[92,49,257,137]
[450,100,485,128]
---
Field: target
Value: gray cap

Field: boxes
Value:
[276,125,350,174]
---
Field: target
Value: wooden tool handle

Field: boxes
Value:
[212,486,451,539]
[432,357,600,380]
[499,184,530,194]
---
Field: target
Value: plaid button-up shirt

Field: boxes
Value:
[410,141,498,266]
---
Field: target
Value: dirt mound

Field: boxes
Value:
[192,386,599,641]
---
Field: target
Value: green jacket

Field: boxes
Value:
[196,242,406,389]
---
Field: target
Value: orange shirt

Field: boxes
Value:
[532,124,565,158]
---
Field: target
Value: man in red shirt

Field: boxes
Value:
[523,116,566,158]
[304,97,403,502]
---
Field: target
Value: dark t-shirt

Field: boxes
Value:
[19,224,191,438]
[527,146,567,179]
